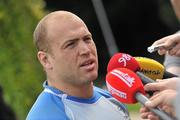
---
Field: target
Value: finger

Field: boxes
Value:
[151,37,169,46]
[158,49,167,55]
[176,49,180,57]
[162,105,176,117]
[162,105,171,113]
[149,92,161,100]
[140,112,152,119]
[156,78,178,90]
[156,79,164,82]
[148,114,160,120]
[139,107,150,119]
[144,83,164,91]
[163,35,177,48]
[169,43,180,55]
[173,43,180,56]
[140,106,149,113]
[153,91,160,96]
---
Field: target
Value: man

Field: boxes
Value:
[26,10,130,120]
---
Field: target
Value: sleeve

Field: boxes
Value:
[174,81,180,120]
[164,55,180,69]
[163,55,180,76]
[26,92,70,120]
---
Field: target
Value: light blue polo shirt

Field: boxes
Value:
[26,81,131,120]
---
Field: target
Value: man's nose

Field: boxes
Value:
[79,41,91,55]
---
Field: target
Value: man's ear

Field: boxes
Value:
[37,51,53,70]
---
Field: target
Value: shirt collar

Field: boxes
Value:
[43,80,101,104]
[43,80,64,95]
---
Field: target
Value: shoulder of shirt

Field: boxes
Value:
[26,92,69,120]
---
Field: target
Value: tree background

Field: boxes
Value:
[0,0,46,119]
[0,0,179,119]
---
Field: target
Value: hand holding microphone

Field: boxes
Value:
[106,68,176,120]
[141,77,180,120]
[143,77,179,117]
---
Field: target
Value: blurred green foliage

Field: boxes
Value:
[0,0,47,119]
[127,103,141,112]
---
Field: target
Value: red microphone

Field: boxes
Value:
[106,68,175,120]
[107,53,140,73]
[107,53,155,85]
[106,67,145,104]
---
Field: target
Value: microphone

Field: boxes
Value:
[135,57,178,79]
[107,53,155,85]
[107,53,140,72]
[106,68,176,120]
[107,53,140,73]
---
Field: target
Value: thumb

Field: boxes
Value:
[145,101,154,108]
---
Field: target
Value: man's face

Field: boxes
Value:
[47,16,98,86]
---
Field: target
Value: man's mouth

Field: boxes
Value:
[80,60,95,71]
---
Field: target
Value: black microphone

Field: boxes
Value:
[163,71,178,79]
[136,71,155,96]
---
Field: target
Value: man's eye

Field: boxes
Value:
[66,42,75,48]
[84,37,92,42]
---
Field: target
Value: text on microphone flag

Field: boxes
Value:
[118,54,131,67]
[106,81,127,99]
[111,69,135,88]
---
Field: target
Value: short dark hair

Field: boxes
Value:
[33,15,51,53]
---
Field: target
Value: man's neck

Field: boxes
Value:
[48,80,94,98]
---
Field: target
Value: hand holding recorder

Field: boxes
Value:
[147,33,180,57]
